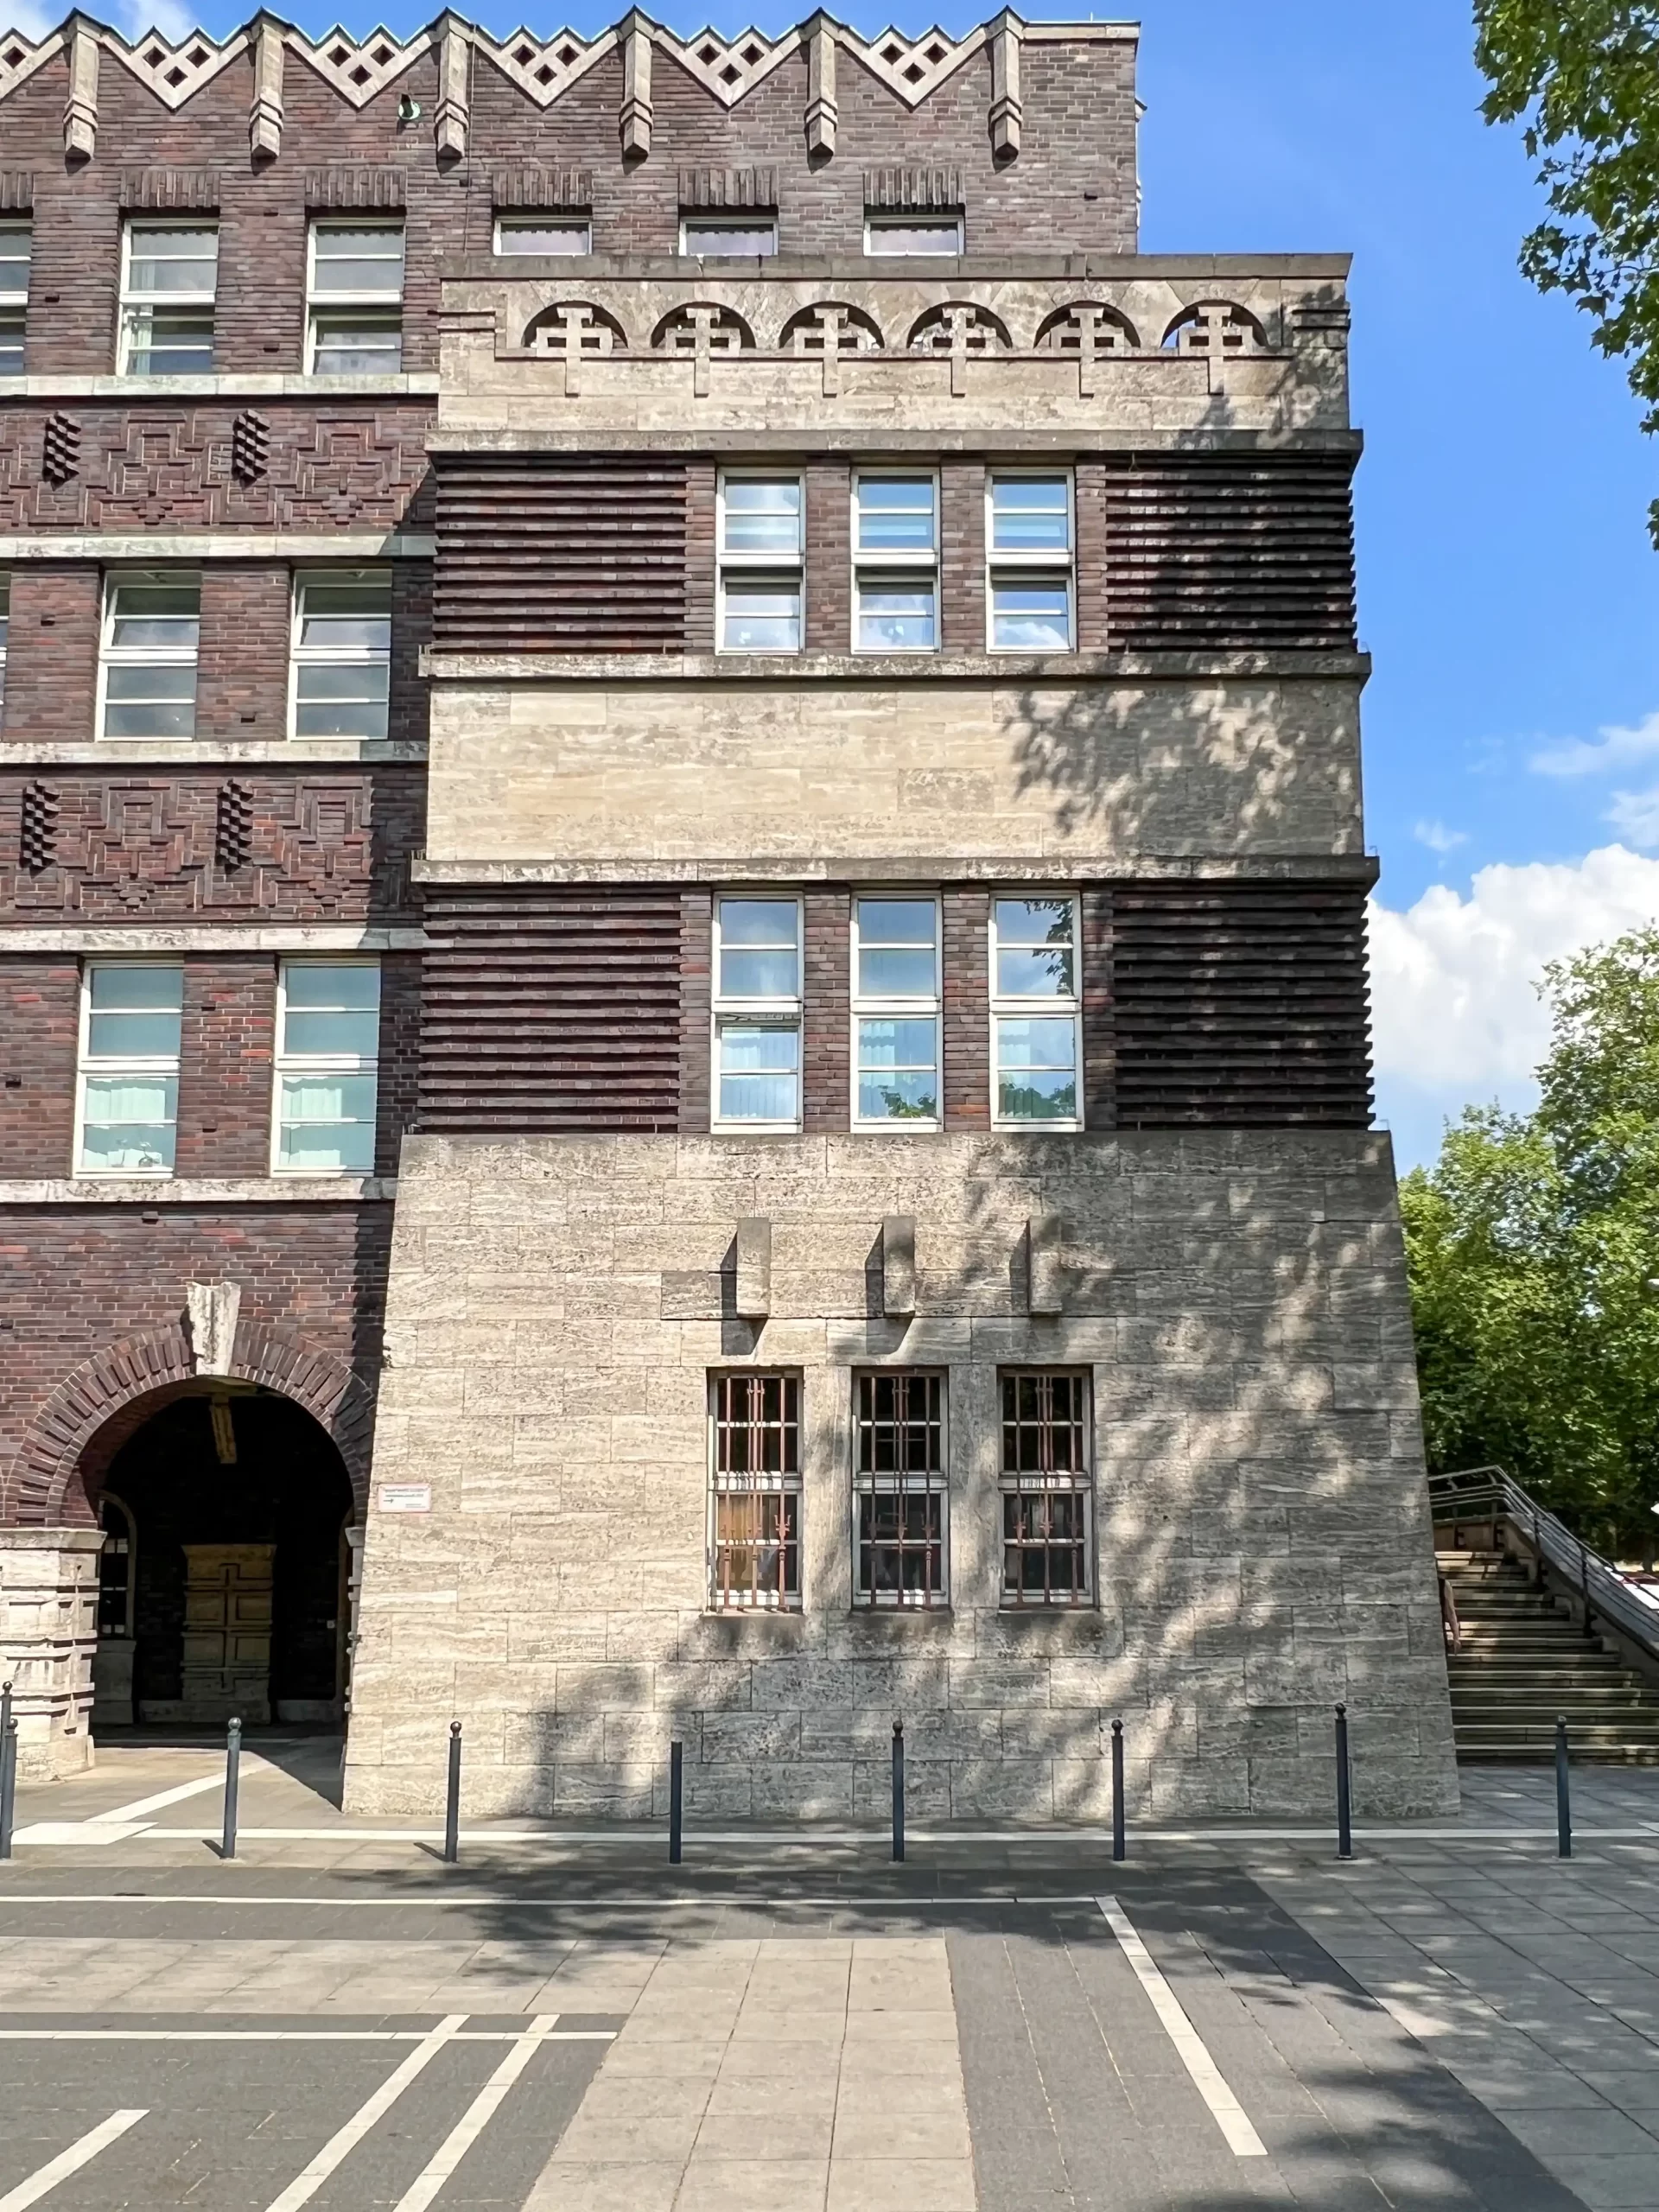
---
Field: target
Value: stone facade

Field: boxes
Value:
[343,1131,1456,1821]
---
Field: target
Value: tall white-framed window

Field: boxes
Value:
[289,569,391,739]
[0,219,29,377]
[852,894,940,1128]
[852,474,939,652]
[986,473,1075,651]
[709,1371,802,1611]
[118,220,217,375]
[990,894,1081,1128]
[716,473,803,652]
[0,571,10,725]
[75,961,183,1175]
[681,213,777,257]
[307,220,404,374]
[864,213,963,256]
[99,573,200,739]
[1001,1370,1093,1607]
[854,1370,948,1608]
[494,213,591,255]
[712,895,802,1130]
[272,959,381,1173]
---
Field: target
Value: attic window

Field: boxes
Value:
[327,42,349,64]
[143,43,164,64]
[557,41,579,63]
[3,44,28,67]
[372,42,394,63]
[512,41,533,63]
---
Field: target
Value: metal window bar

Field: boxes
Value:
[1427,1464,1659,1669]
[711,1373,802,1610]
[855,1371,946,1607]
[1000,1370,1091,1606]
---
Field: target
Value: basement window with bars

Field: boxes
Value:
[308,220,404,374]
[855,1370,948,1607]
[853,475,939,652]
[713,896,802,1130]
[0,219,29,376]
[99,574,200,739]
[717,474,803,652]
[75,962,183,1175]
[118,220,218,376]
[290,570,391,739]
[710,1371,802,1610]
[1001,1370,1093,1607]
[990,895,1081,1128]
[852,894,940,1128]
[987,474,1074,651]
[272,959,380,1173]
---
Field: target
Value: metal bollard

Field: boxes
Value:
[0,1688,17,1863]
[1335,1703,1352,1861]
[892,1719,905,1864]
[1555,1714,1572,1859]
[1111,1718,1125,1864]
[669,1738,683,1866]
[221,1716,241,1861]
[443,1720,461,1866]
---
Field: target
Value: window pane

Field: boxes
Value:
[995,900,1074,995]
[991,581,1071,651]
[298,578,391,643]
[996,1017,1077,1122]
[0,310,22,377]
[857,584,937,652]
[497,219,589,254]
[718,1025,799,1122]
[89,964,182,1013]
[277,1104,376,1173]
[856,479,937,553]
[312,227,405,293]
[0,225,29,296]
[866,219,961,255]
[721,582,800,652]
[282,1009,380,1056]
[102,671,197,737]
[127,226,218,294]
[109,582,200,644]
[310,315,404,373]
[79,1103,177,1173]
[280,1072,378,1122]
[123,309,214,374]
[683,220,776,257]
[88,1008,183,1058]
[284,963,380,1011]
[721,478,801,555]
[991,477,1071,553]
[718,901,798,998]
[857,1017,938,1122]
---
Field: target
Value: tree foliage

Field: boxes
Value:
[1402,926,1659,1558]
[1474,3,1659,544]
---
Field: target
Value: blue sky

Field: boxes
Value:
[30,0,1659,1162]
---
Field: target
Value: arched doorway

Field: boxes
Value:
[88,1386,356,1732]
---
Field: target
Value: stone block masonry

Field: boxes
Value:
[343,1129,1459,1824]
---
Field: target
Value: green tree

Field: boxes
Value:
[1474,3,1659,543]
[1403,925,1659,1559]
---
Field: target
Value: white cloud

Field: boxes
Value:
[1413,818,1468,856]
[1369,844,1659,1164]
[1530,709,1659,779]
[1608,785,1659,849]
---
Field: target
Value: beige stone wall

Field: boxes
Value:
[0,1529,102,1783]
[424,676,1364,873]
[342,1129,1459,1824]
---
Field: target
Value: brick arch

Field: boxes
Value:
[4,1320,377,1528]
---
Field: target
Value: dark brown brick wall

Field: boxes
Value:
[685,462,716,655]
[0,768,426,925]
[677,887,713,1134]
[941,461,986,652]
[0,957,79,1176]
[0,1204,392,1522]
[175,955,276,1178]
[803,885,850,1131]
[0,404,433,533]
[196,565,290,741]
[943,885,991,1128]
[2,568,101,744]
[804,461,851,653]
[1074,461,1109,654]
[1081,887,1113,1129]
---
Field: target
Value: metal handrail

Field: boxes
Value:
[1428,1463,1659,1668]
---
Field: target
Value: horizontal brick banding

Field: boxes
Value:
[421,886,683,1131]
[1102,451,1358,652]
[492,164,592,209]
[117,168,220,210]
[432,454,690,652]
[303,165,406,209]
[677,164,777,209]
[1111,881,1372,1127]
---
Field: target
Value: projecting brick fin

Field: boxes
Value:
[1111,882,1373,1128]
[420,887,685,1132]
[1101,451,1359,654]
[432,454,690,653]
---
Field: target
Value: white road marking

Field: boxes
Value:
[261,2014,467,2212]
[9,1825,149,1847]
[0,1891,1104,1909]
[392,2014,562,2212]
[96,1769,264,1822]
[0,2030,613,2044]
[0,2109,147,2210]
[1096,1895,1267,2158]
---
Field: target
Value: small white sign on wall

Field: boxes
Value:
[378,1483,433,1514]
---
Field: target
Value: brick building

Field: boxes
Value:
[0,9,1458,1818]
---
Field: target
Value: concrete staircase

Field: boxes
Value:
[1439,1549,1659,1764]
